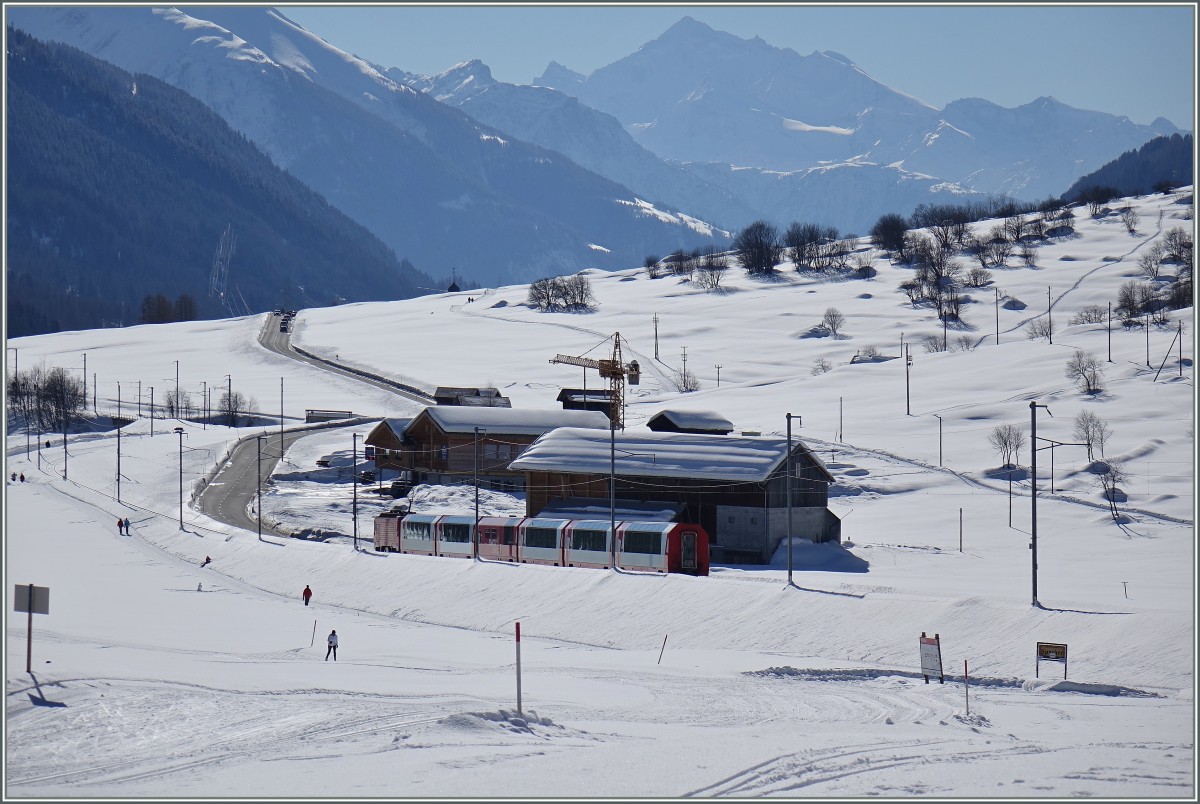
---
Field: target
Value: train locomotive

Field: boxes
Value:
[373,511,709,576]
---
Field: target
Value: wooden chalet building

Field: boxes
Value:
[509,427,840,564]
[646,409,734,435]
[433,386,511,407]
[555,387,613,414]
[365,407,609,492]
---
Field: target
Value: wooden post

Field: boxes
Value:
[310,620,317,647]
[515,621,523,715]
[657,634,669,665]
[964,659,970,715]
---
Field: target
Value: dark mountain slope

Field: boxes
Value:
[5,27,434,336]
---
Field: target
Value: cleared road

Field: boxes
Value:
[196,312,418,536]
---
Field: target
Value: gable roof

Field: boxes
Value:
[414,406,610,436]
[646,409,734,433]
[365,418,411,447]
[509,427,834,483]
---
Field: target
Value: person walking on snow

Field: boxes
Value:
[117,517,125,534]
[302,585,312,606]
[124,517,131,534]
[325,630,338,661]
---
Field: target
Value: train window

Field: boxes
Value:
[622,530,662,555]
[571,528,608,552]
[524,527,558,549]
[441,522,471,542]
[403,521,431,540]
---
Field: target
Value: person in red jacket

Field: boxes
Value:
[302,585,312,606]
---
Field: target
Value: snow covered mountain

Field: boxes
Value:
[536,16,1186,202]
[393,59,984,234]
[7,6,723,287]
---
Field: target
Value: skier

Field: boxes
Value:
[302,585,312,606]
[325,629,338,661]
[201,556,212,568]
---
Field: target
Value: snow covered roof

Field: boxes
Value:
[539,498,684,521]
[415,407,610,436]
[646,409,734,433]
[510,427,831,483]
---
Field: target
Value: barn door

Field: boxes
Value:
[681,531,697,570]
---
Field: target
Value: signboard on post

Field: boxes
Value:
[14,584,50,674]
[1036,641,1068,679]
[919,632,944,684]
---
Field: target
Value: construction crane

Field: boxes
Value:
[550,332,640,430]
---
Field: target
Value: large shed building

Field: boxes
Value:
[366,407,609,492]
[509,427,840,564]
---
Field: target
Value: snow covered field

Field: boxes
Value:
[5,190,1195,797]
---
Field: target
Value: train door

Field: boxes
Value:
[680,530,698,571]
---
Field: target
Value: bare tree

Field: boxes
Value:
[1138,243,1165,279]
[1119,206,1140,235]
[1064,350,1105,394]
[164,387,193,418]
[673,366,701,393]
[964,267,993,288]
[694,266,725,290]
[1025,318,1054,341]
[733,220,783,274]
[811,357,833,375]
[218,390,247,427]
[1070,305,1108,325]
[988,423,1026,468]
[1098,460,1128,520]
[921,334,947,353]
[822,307,846,336]
[1073,410,1113,461]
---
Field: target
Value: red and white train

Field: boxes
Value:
[373,512,709,576]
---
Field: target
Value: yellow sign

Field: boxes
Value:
[1037,642,1068,661]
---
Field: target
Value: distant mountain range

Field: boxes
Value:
[7,6,721,289]
[5,27,433,337]
[5,8,1189,335]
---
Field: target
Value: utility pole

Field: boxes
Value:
[93,373,97,414]
[201,381,207,430]
[137,380,142,418]
[280,377,285,456]
[174,360,180,420]
[149,387,154,436]
[934,414,943,467]
[1047,286,1053,344]
[174,426,187,529]
[942,313,947,353]
[474,427,482,560]
[995,288,1000,345]
[1107,302,1113,362]
[1030,401,1052,607]
[352,433,359,551]
[1145,310,1151,366]
[227,375,232,427]
[256,435,264,541]
[839,397,843,442]
[905,345,912,416]
[715,364,722,387]
[610,424,617,569]
[653,313,660,360]
[681,346,688,379]
[82,352,87,409]
[786,413,796,587]
[116,383,122,503]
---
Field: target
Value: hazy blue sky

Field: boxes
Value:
[278,4,1195,128]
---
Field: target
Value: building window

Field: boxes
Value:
[499,444,511,460]
[440,446,448,461]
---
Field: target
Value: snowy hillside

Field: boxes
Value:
[4,190,1194,797]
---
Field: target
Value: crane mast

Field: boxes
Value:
[550,332,639,430]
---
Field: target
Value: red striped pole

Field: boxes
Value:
[515,622,523,715]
